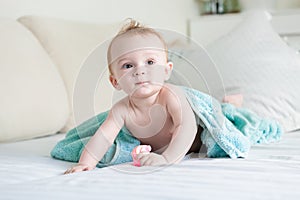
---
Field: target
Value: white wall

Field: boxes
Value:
[240,0,300,11]
[0,0,199,35]
[1,0,299,35]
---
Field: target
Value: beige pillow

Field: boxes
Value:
[18,16,120,131]
[0,18,69,142]
[206,12,300,132]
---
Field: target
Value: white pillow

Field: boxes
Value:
[206,11,300,132]
[18,16,120,131]
[0,18,69,142]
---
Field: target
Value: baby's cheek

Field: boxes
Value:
[118,76,135,92]
[148,65,166,84]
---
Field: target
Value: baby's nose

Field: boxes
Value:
[133,66,146,76]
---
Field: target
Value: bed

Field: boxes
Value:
[1,11,300,200]
[1,130,299,199]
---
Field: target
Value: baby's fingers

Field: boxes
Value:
[64,165,91,174]
[64,167,78,174]
[136,154,151,166]
[142,159,153,166]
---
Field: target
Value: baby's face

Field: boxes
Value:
[109,34,173,97]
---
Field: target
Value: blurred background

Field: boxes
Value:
[0,0,299,35]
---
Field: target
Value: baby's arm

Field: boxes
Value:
[137,86,197,166]
[160,87,198,163]
[64,104,125,174]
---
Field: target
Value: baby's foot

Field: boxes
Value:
[223,94,243,107]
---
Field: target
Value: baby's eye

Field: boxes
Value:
[147,60,155,65]
[122,63,133,69]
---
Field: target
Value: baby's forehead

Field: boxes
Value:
[110,34,166,61]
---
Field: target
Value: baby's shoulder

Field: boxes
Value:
[111,96,129,113]
[162,83,185,99]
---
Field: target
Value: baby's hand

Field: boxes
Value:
[64,164,95,174]
[136,152,168,166]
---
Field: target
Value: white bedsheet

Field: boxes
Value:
[0,131,299,200]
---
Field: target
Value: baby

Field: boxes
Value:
[64,20,237,174]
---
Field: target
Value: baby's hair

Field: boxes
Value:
[107,19,168,75]
[117,18,144,34]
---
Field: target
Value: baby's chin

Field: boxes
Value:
[129,84,163,99]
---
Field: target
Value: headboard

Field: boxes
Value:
[188,10,300,52]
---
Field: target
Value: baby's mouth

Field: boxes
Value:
[135,81,149,85]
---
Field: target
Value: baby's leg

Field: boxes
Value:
[187,125,203,154]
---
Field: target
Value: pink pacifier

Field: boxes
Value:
[131,145,152,167]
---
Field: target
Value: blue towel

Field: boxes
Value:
[51,87,282,167]
[183,87,282,158]
[51,111,140,168]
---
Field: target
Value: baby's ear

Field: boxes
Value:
[164,61,173,81]
[109,75,122,90]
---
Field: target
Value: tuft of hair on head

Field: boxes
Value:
[117,18,145,35]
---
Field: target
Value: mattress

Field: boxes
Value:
[0,130,299,200]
